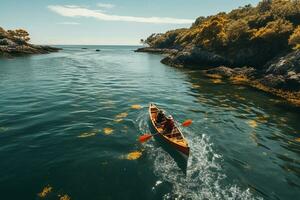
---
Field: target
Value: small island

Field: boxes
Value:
[0,27,61,58]
[137,0,300,106]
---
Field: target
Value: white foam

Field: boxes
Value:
[152,135,260,199]
[138,111,262,200]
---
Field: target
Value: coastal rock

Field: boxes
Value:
[0,38,16,46]
[0,27,61,58]
[260,50,300,90]
[258,74,286,89]
[161,46,230,68]
[0,43,61,57]
[210,51,300,91]
[205,66,256,78]
[135,47,178,54]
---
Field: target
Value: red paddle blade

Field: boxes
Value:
[139,134,153,143]
[182,119,193,127]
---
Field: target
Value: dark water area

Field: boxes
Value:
[0,45,299,200]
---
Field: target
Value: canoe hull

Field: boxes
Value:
[148,104,190,156]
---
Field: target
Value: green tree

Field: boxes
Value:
[14,29,30,42]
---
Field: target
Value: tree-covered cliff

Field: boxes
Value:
[142,0,300,68]
[137,0,300,106]
[0,27,60,57]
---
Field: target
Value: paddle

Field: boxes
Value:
[139,133,157,143]
[182,119,193,127]
[139,119,193,143]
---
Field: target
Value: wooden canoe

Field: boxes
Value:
[149,103,190,156]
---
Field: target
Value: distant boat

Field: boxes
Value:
[149,103,190,156]
[81,47,88,49]
[95,49,100,52]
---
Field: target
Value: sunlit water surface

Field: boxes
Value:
[0,46,299,200]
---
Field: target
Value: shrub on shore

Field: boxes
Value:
[142,0,300,67]
[0,27,30,44]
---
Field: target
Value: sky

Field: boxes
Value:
[0,0,261,45]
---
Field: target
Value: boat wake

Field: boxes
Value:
[137,111,262,200]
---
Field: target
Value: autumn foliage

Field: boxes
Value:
[0,27,30,43]
[289,25,300,49]
[143,0,300,66]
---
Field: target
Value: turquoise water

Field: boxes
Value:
[0,45,299,200]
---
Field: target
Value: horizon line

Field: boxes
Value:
[35,43,144,46]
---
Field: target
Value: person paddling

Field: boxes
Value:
[164,115,174,133]
[156,110,166,125]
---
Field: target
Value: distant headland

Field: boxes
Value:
[136,0,300,106]
[0,27,61,58]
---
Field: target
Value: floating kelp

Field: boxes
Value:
[114,118,123,123]
[279,117,287,122]
[256,115,269,123]
[77,129,99,138]
[131,104,142,110]
[103,127,113,135]
[212,79,222,84]
[234,94,246,101]
[250,132,259,145]
[115,112,128,118]
[206,74,222,79]
[229,75,248,84]
[245,107,252,113]
[37,185,53,198]
[59,194,71,200]
[197,97,209,103]
[114,112,128,123]
[126,151,142,160]
[191,84,201,89]
[295,138,300,142]
[247,120,258,128]
[229,75,300,106]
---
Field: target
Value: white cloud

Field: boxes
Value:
[48,5,193,24]
[57,22,80,25]
[97,3,115,9]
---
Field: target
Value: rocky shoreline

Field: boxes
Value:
[0,26,61,58]
[134,47,178,54]
[0,38,61,58]
[136,47,300,106]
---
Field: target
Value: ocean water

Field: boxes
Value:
[0,45,299,200]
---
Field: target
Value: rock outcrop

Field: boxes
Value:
[135,47,178,54]
[205,66,256,78]
[202,51,300,106]
[260,51,300,91]
[160,46,230,68]
[204,51,300,91]
[0,38,61,58]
